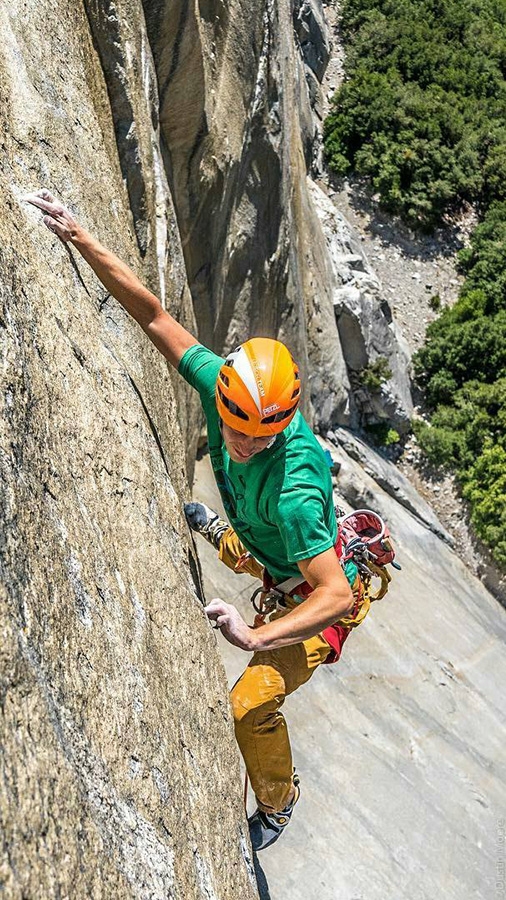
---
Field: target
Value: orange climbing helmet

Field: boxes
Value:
[215,338,301,437]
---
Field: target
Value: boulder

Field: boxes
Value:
[308,180,414,433]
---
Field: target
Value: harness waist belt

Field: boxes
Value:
[274,574,306,594]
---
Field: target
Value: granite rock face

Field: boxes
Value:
[141,0,412,433]
[142,0,354,429]
[309,181,413,433]
[82,0,203,476]
[1,2,257,897]
[1,0,426,894]
[293,0,331,167]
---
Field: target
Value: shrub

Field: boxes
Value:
[366,423,401,446]
[412,376,506,565]
[360,357,393,391]
[331,0,506,567]
[324,0,506,228]
[462,444,506,568]
[413,419,466,468]
[414,310,506,405]
[456,202,506,314]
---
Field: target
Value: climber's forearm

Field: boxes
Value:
[205,546,354,652]
[71,227,199,367]
[71,226,159,326]
[24,190,198,368]
[248,583,353,651]
[71,228,199,367]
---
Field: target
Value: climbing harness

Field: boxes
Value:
[248,505,400,659]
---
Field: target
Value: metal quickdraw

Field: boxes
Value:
[249,585,284,628]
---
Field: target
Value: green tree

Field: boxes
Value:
[329,0,506,567]
[324,0,506,227]
[463,443,506,568]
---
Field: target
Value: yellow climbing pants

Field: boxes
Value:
[218,528,331,813]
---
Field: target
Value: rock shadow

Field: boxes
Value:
[253,852,271,900]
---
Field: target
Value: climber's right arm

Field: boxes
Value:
[24,189,198,368]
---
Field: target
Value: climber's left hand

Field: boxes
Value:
[205,598,256,651]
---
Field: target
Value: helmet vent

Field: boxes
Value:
[262,403,298,425]
[217,386,249,421]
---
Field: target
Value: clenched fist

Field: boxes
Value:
[205,598,257,651]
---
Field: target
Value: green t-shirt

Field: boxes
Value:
[178,344,337,582]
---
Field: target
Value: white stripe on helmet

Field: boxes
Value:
[227,346,263,414]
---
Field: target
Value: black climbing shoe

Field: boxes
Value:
[248,773,300,851]
[184,501,229,550]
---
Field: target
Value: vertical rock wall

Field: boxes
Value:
[140,0,413,433]
[142,0,353,428]
[82,0,203,474]
[0,2,257,897]
[1,0,417,893]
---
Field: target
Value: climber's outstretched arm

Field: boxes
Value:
[24,190,198,368]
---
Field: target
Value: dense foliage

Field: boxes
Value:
[414,203,506,568]
[325,1,506,568]
[324,0,506,229]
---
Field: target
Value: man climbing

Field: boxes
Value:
[25,190,359,851]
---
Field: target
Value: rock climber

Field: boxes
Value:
[25,189,360,851]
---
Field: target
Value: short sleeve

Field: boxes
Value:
[178,344,224,402]
[269,489,336,564]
